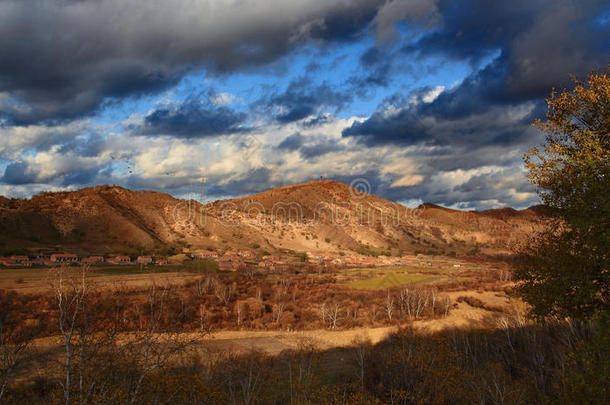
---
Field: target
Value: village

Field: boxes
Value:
[0,253,168,267]
[0,249,451,271]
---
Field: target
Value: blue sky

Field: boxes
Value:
[0,0,608,209]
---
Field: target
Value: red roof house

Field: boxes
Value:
[137,256,154,264]
[50,253,78,263]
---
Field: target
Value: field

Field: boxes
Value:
[344,272,441,289]
[0,266,204,294]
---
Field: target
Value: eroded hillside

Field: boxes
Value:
[0,181,549,255]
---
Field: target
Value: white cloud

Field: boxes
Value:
[211,92,237,106]
[0,121,89,159]
[421,85,445,103]
[0,111,539,209]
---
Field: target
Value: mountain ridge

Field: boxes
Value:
[0,181,550,256]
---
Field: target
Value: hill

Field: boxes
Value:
[0,180,549,256]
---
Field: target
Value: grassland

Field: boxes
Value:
[338,262,474,290]
[345,272,442,290]
[0,266,204,294]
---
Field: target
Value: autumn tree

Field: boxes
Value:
[51,265,89,405]
[516,69,609,320]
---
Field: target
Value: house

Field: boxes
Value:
[274,262,289,271]
[258,260,289,271]
[218,257,245,271]
[137,255,154,265]
[220,252,241,264]
[107,256,131,264]
[192,250,218,259]
[306,252,322,260]
[82,256,104,264]
[238,250,255,259]
[50,253,78,263]
[10,255,30,264]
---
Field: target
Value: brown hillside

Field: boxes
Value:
[0,181,550,256]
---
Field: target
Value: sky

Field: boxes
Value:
[0,0,608,210]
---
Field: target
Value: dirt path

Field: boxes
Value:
[203,325,397,354]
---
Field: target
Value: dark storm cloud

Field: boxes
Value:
[137,98,249,138]
[344,0,609,147]
[343,54,537,146]
[1,162,36,185]
[416,0,609,96]
[0,0,390,125]
[256,77,352,124]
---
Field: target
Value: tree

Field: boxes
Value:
[51,265,89,405]
[516,69,609,320]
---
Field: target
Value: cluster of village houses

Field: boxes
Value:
[191,250,290,272]
[191,250,425,272]
[0,253,169,267]
[0,249,428,271]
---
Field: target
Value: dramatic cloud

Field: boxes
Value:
[0,0,397,124]
[137,97,250,138]
[0,114,542,209]
[403,0,609,96]
[254,77,352,124]
[0,0,606,210]
[344,0,608,148]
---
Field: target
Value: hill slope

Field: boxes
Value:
[0,181,549,255]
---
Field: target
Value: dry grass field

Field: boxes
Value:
[0,265,207,294]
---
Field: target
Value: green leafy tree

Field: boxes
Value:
[516,69,609,320]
